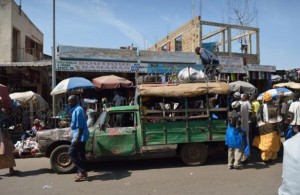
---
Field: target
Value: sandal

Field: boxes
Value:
[74,172,88,180]
[74,174,87,182]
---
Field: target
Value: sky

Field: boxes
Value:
[19,0,300,70]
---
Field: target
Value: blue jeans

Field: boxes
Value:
[68,142,86,174]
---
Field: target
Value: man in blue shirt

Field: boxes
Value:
[67,95,89,182]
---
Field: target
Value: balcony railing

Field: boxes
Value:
[12,48,43,62]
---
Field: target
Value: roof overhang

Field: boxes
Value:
[0,60,52,67]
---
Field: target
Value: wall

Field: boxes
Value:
[149,16,260,66]
[11,0,43,62]
[0,0,12,62]
[149,17,200,52]
[0,0,44,62]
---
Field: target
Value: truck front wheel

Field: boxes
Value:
[50,145,75,174]
[180,143,208,166]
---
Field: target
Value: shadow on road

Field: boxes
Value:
[84,147,283,175]
[87,170,132,182]
[87,157,183,172]
[0,168,53,177]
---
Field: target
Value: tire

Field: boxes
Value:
[50,145,75,174]
[180,143,208,166]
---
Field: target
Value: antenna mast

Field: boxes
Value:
[199,0,202,16]
[192,0,195,18]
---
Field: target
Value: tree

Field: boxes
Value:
[228,0,257,53]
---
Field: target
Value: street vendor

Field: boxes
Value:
[32,118,45,132]
[21,118,45,140]
[253,92,282,163]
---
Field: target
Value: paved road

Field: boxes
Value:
[0,151,282,195]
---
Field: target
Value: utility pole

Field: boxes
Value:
[52,0,56,116]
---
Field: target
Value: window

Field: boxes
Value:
[25,36,43,59]
[106,112,134,128]
[175,36,182,51]
[162,44,167,51]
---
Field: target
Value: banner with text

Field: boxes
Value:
[56,60,203,74]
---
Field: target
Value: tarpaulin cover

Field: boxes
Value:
[229,81,258,96]
[138,82,229,97]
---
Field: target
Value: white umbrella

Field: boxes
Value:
[9,91,48,109]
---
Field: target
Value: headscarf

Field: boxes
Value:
[263,92,272,103]
[233,92,241,100]
[231,101,240,109]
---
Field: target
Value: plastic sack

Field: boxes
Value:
[178,67,207,83]
[286,125,294,140]
[84,98,98,103]
[225,124,243,149]
[243,127,250,156]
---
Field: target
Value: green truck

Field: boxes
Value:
[36,82,230,174]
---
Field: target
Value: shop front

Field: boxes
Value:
[247,64,276,93]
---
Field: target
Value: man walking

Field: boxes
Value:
[240,93,252,163]
[67,95,89,182]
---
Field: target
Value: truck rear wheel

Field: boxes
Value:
[50,145,75,174]
[180,143,208,166]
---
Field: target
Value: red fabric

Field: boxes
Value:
[0,84,12,109]
[32,124,45,131]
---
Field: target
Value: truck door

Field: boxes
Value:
[93,111,136,157]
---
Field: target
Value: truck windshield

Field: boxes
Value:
[94,110,107,127]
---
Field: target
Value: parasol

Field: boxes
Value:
[9,91,49,109]
[273,82,300,90]
[257,88,293,101]
[51,77,95,96]
[92,75,133,89]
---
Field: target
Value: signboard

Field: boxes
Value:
[247,64,276,72]
[218,56,246,74]
[56,60,203,74]
[56,60,146,72]
[146,64,203,74]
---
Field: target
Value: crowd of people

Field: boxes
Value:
[226,90,300,170]
[2,86,300,186]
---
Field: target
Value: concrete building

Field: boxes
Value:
[0,0,43,62]
[149,16,275,92]
[0,0,51,99]
[149,16,259,65]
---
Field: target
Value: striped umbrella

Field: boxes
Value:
[50,77,94,96]
[257,88,293,100]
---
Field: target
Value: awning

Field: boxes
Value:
[0,60,51,67]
